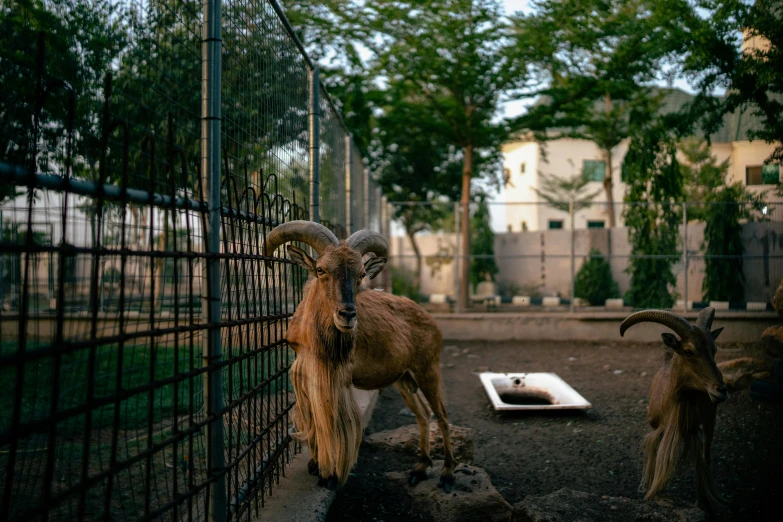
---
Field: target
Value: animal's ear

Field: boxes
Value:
[286,245,316,273]
[364,256,387,280]
[661,333,681,352]
[710,327,724,340]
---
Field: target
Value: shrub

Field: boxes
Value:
[391,264,420,301]
[496,279,522,299]
[574,249,620,305]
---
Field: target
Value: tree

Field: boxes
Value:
[701,183,766,303]
[669,0,783,164]
[532,170,601,214]
[622,108,684,309]
[0,0,127,198]
[679,137,729,222]
[511,0,678,229]
[373,85,463,294]
[574,249,620,305]
[358,0,527,309]
[469,193,499,290]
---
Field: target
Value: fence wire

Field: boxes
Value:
[0,1,384,521]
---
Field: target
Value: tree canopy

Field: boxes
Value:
[509,0,681,227]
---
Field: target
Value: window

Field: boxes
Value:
[520,162,526,174]
[587,220,605,229]
[583,160,606,182]
[548,220,564,230]
[747,164,780,185]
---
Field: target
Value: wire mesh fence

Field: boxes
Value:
[0,1,383,521]
[387,200,783,312]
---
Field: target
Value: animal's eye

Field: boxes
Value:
[360,272,367,279]
[684,350,695,358]
[316,267,325,275]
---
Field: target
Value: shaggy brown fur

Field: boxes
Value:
[286,271,455,487]
[622,308,727,515]
[267,224,455,491]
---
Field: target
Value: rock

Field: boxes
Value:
[511,488,707,522]
[717,357,772,389]
[761,325,783,358]
[387,461,512,522]
[365,424,474,464]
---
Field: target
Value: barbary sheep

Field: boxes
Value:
[264,221,456,491]
[620,307,727,514]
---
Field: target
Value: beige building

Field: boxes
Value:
[502,89,782,232]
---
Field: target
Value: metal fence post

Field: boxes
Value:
[683,202,688,312]
[202,1,226,521]
[308,67,320,223]
[570,200,575,313]
[453,202,461,313]
[345,135,352,235]
[363,168,370,231]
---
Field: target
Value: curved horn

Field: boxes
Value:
[346,229,389,258]
[695,307,716,331]
[264,220,339,257]
[620,309,694,338]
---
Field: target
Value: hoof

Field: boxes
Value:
[307,459,319,477]
[409,468,427,486]
[437,475,455,494]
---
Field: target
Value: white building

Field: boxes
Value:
[502,89,782,232]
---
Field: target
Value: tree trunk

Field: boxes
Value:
[406,228,422,297]
[459,144,473,310]
[604,146,616,229]
[603,92,616,229]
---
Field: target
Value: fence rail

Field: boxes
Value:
[0,1,385,521]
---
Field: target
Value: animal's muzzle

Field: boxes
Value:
[334,306,357,331]
[708,384,729,404]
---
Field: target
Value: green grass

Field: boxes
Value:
[0,341,293,436]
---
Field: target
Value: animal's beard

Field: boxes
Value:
[316,321,355,365]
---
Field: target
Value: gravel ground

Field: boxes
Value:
[326,340,782,522]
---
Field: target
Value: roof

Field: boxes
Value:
[522,87,772,144]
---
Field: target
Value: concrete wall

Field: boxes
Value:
[433,312,778,343]
[391,220,783,303]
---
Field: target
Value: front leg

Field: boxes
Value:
[695,404,719,514]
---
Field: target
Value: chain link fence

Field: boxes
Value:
[0,1,385,521]
[387,200,783,312]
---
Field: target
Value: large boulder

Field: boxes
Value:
[365,423,475,464]
[511,488,707,522]
[718,357,773,389]
[386,461,512,522]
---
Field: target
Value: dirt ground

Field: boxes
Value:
[326,340,783,522]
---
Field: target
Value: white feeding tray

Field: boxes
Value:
[478,372,591,411]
